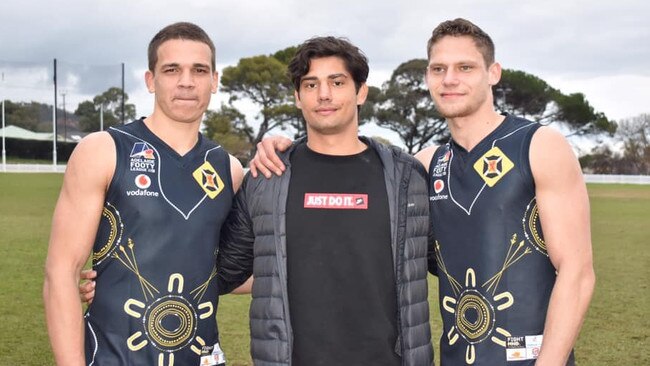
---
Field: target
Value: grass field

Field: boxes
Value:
[0,174,647,365]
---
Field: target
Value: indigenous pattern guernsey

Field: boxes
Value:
[429,115,572,365]
[85,119,233,366]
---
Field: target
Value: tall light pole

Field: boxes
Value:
[52,58,58,168]
[2,72,6,172]
[61,91,67,143]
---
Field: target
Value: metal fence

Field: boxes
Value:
[2,163,66,173]
[2,164,650,185]
[583,174,650,184]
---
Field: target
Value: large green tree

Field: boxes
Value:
[579,114,649,174]
[617,114,650,174]
[370,59,447,154]
[219,46,381,152]
[495,69,616,136]
[203,104,252,164]
[220,52,299,150]
[370,64,616,154]
[75,87,135,132]
[2,100,56,132]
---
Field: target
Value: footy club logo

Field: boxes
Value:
[126,173,159,197]
[429,179,449,202]
[473,146,514,187]
[129,142,156,173]
[431,148,451,178]
[192,162,225,199]
[304,193,368,209]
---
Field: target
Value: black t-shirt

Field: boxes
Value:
[286,142,401,366]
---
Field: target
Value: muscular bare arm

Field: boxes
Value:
[43,132,115,366]
[414,145,438,173]
[530,127,595,365]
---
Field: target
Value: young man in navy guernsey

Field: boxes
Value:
[413,19,595,366]
[43,22,244,366]
[215,37,436,366]
[250,19,595,366]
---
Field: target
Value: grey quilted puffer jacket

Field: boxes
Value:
[217,137,435,366]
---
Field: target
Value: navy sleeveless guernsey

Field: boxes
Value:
[429,115,574,365]
[84,119,233,366]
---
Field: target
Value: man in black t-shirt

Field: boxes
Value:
[250,19,595,366]
[216,37,435,366]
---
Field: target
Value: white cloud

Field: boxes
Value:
[1,0,648,143]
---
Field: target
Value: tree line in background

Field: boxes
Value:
[2,87,136,136]
[3,46,648,174]
[579,114,650,175]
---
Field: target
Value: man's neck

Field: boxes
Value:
[143,113,201,156]
[447,110,505,152]
[306,128,366,156]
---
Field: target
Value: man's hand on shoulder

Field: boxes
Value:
[248,136,293,178]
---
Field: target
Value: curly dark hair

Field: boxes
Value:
[287,36,369,92]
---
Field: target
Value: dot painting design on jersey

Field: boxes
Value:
[523,198,547,256]
[92,202,124,265]
[435,233,533,365]
[109,237,219,365]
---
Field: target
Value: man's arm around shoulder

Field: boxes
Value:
[414,145,439,275]
[217,170,255,295]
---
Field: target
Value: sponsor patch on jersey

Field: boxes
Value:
[192,161,225,199]
[200,342,226,365]
[506,335,543,361]
[431,147,451,178]
[473,146,514,187]
[127,173,158,197]
[125,189,159,197]
[429,179,449,201]
[304,193,368,209]
[134,174,151,189]
[129,142,156,173]
[434,179,445,194]
[130,142,155,159]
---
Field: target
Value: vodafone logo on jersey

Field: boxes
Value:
[126,174,159,198]
[135,174,151,189]
[434,179,445,194]
[429,179,449,202]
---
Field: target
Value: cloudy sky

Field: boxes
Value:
[1,0,648,148]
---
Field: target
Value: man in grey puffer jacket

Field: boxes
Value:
[217,36,436,366]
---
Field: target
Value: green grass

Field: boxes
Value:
[0,175,647,365]
[0,173,62,365]
[575,184,650,365]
